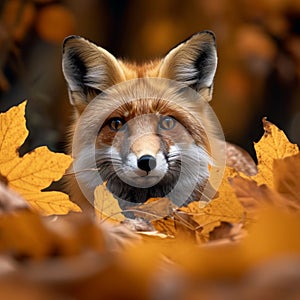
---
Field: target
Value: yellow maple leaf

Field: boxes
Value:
[230,121,300,216]
[0,101,80,215]
[94,183,125,224]
[180,167,247,242]
[252,118,299,187]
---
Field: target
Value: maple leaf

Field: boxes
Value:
[147,167,246,242]
[94,183,125,224]
[0,101,80,215]
[252,118,299,187]
[230,121,300,215]
[180,168,247,242]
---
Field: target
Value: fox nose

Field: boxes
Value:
[137,155,157,173]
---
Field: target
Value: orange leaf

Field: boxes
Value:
[273,153,300,202]
[253,118,299,187]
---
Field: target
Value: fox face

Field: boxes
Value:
[94,95,212,206]
[62,31,220,212]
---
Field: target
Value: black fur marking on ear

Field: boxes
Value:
[67,48,101,99]
[67,49,87,89]
[192,42,215,90]
[164,30,215,57]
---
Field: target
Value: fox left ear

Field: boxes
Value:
[159,31,217,99]
[62,35,125,110]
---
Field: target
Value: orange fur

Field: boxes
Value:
[62,31,256,215]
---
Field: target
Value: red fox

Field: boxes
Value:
[62,31,256,214]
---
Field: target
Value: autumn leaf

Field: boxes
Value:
[230,121,300,216]
[273,152,300,202]
[208,222,246,245]
[131,197,176,221]
[229,175,300,218]
[146,168,247,242]
[0,101,80,215]
[94,183,125,224]
[252,118,299,186]
[179,167,247,242]
[151,216,176,237]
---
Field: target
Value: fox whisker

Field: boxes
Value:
[64,168,100,175]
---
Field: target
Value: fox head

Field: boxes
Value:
[62,31,220,210]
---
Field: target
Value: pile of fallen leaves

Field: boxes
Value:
[1,101,300,299]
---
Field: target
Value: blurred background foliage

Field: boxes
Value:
[0,0,300,158]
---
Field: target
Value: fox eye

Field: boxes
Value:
[159,116,176,130]
[108,117,126,131]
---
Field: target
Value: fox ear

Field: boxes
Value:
[159,31,217,99]
[62,36,125,108]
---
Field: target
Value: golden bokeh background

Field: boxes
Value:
[0,0,300,158]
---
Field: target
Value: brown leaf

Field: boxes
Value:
[230,175,300,217]
[173,210,202,243]
[130,197,176,221]
[273,152,300,203]
[208,222,246,246]
[209,221,237,241]
[151,217,176,237]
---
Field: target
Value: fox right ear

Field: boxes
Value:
[62,36,125,109]
[159,31,217,100]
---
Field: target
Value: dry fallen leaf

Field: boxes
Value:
[252,118,299,187]
[131,197,176,221]
[230,175,300,218]
[179,167,247,242]
[94,183,125,224]
[230,121,300,216]
[0,101,80,215]
[273,152,300,202]
[151,217,176,237]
